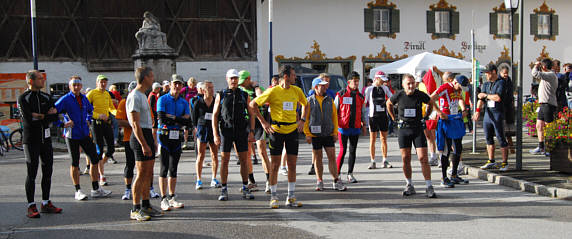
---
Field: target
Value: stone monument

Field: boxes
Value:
[133,11,177,83]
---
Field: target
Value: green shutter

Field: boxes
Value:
[530,14,538,35]
[551,14,558,36]
[489,12,498,35]
[364,8,374,32]
[451,11,460,34]
[390,9,400,33]
[513,13,519,35]
[427,11,435,33]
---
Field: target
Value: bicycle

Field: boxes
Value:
[9,120,23,151]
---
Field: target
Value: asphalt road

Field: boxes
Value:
[1,136,571,239]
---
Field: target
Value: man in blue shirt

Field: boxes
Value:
[156,74,191,211]
[472,64,509,171]
[55,76,112,201]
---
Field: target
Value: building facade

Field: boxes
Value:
[0,0,569,95]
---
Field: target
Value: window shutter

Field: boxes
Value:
[489,12,498,35]
[390,9,400,33]
[551,14,558,36]
[427,11,435,33]
[364,8,374,32]
[451,11,460,34]
[530,14,538,35]
[513,13,519,35]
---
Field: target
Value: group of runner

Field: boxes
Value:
[20,63,495,221]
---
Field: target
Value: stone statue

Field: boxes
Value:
[135,11,171,50]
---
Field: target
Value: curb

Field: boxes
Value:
[465,166,572,201]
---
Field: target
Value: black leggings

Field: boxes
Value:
[123,141,135,179]
[24,142,53,203]
[65,137,100,167]
[336,133,359,174]
[441,137,463,178]
[92,122,115,159]
[158,135,182,178]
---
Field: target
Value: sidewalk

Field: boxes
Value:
[461,134,572,200]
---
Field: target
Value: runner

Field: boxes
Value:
[304,78,346,191]
[117,82,159,200]
[127,67,161,221]
[55,76,112,201]
[250,65,308,208]
[157,74,189,211]
[335,71,365,183]
[473,64,509,171]
[212,69,256,201]
[430,74,470,188]
[364,71,393,169]
[181,77,198,149]
[239,70,270,191]
[307,73,336,175]
[192,81,221,189]
[19,70,62,218]
[86,75,117,186]
[148,82,161,153]
[387,74,437,198]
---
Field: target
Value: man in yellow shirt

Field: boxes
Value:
[86,75,117,186]
[250,65,307,209]
[304,78,346,191]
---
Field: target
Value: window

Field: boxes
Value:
[426,9,458,39]
[364,7,400,39]
[374,9,390,33]
[497,13,510,35]
[538,14,551,35]
[435,11,450,34]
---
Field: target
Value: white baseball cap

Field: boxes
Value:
[226,69,239,78]
[374,71,389,81]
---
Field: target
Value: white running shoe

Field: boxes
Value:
[169,196,184,208]
[149,187,160,198]
[480,160,498,169]
[347,174,358,183]
[285,196,302,207]
[279,166,288,176]
[91,188,112,198]
[75,190,88,201]
[499,163,509,172]
[429,155,439,166]
[315,181,324,191]
[333,180,347,191]
[161,197,171,211]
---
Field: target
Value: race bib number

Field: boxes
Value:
[487,100,495,108]
[342,97,353,105]
[404,109,416,118]
[283,102,294,111]
[450,101,459,115]
[375,105,385,112]
[204,113,213,120]
[169,130,179,140]
[310,126,321,134]
[44,128,50,138]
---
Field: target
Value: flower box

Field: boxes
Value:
[550,143,572,174]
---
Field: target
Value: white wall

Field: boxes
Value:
[257,0,572,95]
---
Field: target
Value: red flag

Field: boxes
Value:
[423,69,437,94]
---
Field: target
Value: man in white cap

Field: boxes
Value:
[161,80,170,96]
[364,71,394,169]
[212,69,256,201]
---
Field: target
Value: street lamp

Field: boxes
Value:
[504,0,523,170]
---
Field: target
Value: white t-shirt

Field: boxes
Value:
[126,90,153,129]
[364,85,393,117]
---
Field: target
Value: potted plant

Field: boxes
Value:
[523,101,539,137]
[546,107,572,173]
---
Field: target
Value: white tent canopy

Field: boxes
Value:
[369,52,477,79]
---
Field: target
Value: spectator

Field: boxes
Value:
[530,59,558,155]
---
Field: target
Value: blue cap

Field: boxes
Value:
[312,78,328,89]
[455,75,469,87]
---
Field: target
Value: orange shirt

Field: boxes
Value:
[116,99,132,142]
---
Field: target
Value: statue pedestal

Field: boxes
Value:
[133,49,177,83]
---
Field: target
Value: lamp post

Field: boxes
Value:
[504,0,522,170]
[30,0,38,70]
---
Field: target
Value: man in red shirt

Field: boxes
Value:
[430,73,470,188]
